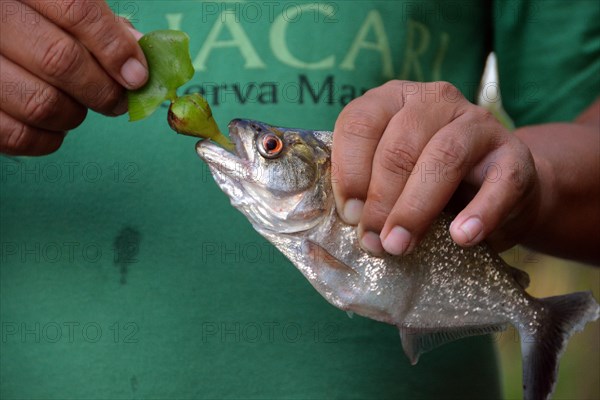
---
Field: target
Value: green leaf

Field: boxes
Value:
[128,30,195,121]
[168,94,234,151]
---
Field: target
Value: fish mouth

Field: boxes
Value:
[195,119,256,203]
[195,119,250,176]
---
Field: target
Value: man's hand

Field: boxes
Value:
[0,0,148,155]
[332,80,540,256]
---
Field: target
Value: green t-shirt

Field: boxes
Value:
[1,1,597,399]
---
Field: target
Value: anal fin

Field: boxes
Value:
[399,324,508,365]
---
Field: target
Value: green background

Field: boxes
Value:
[2,1,598,398]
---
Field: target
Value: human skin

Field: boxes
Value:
[332,80,600,265]
[1,2,597,264]
[0,0,148,155]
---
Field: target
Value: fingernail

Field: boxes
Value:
[112,95,128,115]
[342,199,364,225]
[128,26,144,41]
[381,226,412,256]
[456,217,483,244]
[121,58,148,89]
[359,230,384,255]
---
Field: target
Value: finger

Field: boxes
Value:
[0,55,87,131]
[358,89,461,254]
[450,142,538,248]
[0,1,126,115]
[332,81,410,224]
[113,15,144,41]
[0,110,65,156]
[380,111,499,255]
[22,0,148,89]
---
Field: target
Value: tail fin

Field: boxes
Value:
[520,291,599,400]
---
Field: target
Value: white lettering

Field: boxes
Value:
[340,10,394,78]
[194,11,266,70]
[270,3,335,69]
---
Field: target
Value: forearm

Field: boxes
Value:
[514,100,600,264]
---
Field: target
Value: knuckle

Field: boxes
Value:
[1,117,29,152]
[428,137,469,167]
[354,80,410,115]
[336,162,368,194]
[337,110,381,141]
[89,25,136,70]
[40,36,82,80]
[473,107,497,125]
[0,114,64,155]
[435,81,465,107]
[60,0,102,29]
[117,16,134,29]
[381,80,412,107]
[60,0,79,15]
[402,193,429,221]
[506,168,528,195]
[366,190,388,209]
[23,86,61,124]
[436,80,456,92]
[436,81,460,97]
[378,140,420,178]
[380,79,406,93]
[96,33,129,60]
[87,81,121,112]
[505,148,536,195]
[366,191,390,214]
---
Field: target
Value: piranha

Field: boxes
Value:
[196,119,599,400]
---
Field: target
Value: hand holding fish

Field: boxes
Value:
[332,81,600,263]
[332,80,539,255]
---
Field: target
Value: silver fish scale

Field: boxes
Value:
[197,119,599,400]
[303,205,542,335]
[406,214,540,333]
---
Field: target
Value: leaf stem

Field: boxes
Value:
[166,89,178,102]
[212,134,236,151]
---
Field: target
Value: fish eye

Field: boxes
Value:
[257,133,284,159]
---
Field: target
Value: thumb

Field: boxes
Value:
[22,0,148,90]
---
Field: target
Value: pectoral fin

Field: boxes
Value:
[301,240,360,308]
[302,240,358,274]
[399,324,508,365]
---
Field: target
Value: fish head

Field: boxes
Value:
[196,119,334,234]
